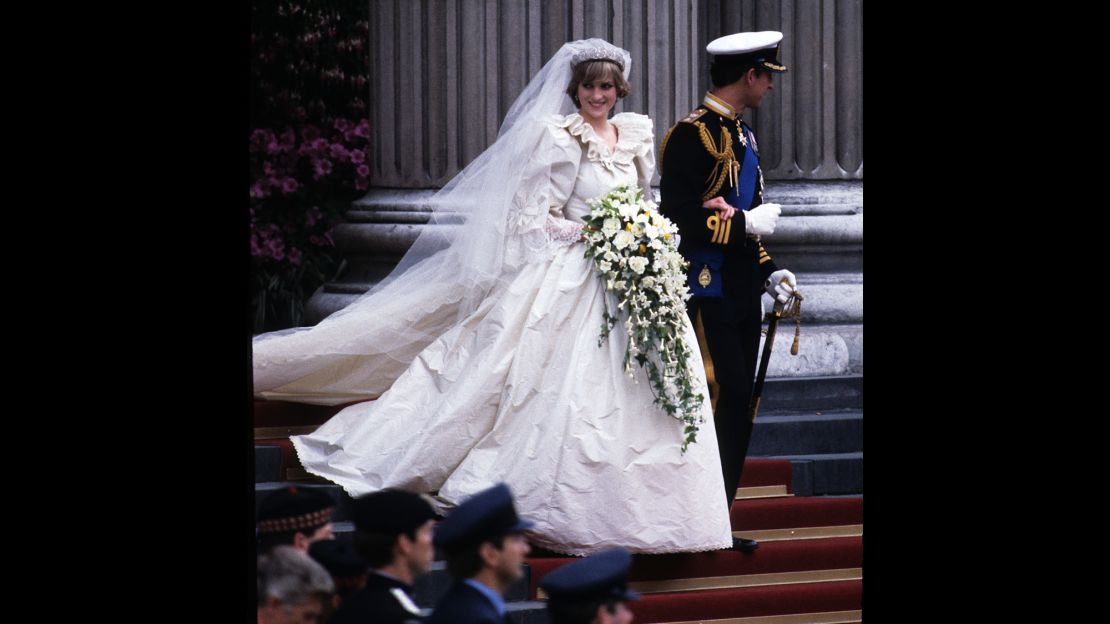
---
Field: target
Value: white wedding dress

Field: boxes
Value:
[256,111,733,556]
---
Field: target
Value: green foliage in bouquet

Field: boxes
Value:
[582,185,706,451]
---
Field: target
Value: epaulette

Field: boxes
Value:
[659,108,708,173]
[680,107,708,124]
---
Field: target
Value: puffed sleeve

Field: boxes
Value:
[506,114,585,263]
[611,112,656,199]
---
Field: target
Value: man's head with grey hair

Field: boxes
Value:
[257,545,336,624]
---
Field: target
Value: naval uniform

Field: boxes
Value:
[659,92,780,508]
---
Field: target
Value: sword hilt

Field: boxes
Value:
[771,285,803,355]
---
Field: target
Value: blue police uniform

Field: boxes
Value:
[426,484,534,624]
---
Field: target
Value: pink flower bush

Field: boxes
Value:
[251,0,370,331]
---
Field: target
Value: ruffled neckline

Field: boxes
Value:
[557,112,652,170]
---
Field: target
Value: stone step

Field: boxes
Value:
[330,221,425,256]
[762,280,861,324]
[759,328,852,377]
[347,182,862,218]
[326,213,859,255]
[759,375,862,411]
[757,454,863,497]
[761,181,863,208]
[349,188,437,215]
[775,203,860,216]
[771,323,860,376]
[761,215,862,246]
[789,272,862,284]
[757,244,860,274]
[759,214,862,273]
[749,410,862,456]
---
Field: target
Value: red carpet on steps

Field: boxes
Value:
[730,496,862,529]
[630,580,862,623]
[737,459,793,491]
[527,536,862,599]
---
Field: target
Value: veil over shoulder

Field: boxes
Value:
[253,39,629,404]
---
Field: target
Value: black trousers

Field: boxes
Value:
[688,293,763,509]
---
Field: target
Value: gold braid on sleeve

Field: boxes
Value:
[692,121,737,201]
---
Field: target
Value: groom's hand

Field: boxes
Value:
[702,196,736,221]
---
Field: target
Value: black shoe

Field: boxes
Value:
[731,537,759,552]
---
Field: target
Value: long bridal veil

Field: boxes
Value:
[253,39,633,405]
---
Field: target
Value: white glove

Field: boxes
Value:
[765,269,796,304]
[744,202,781,236]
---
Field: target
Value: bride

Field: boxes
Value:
[253,39,734,556]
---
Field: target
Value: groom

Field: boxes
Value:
[659,30,798,553]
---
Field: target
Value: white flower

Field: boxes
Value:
[630,223,644,238]
[614,280,627,290]
[627,256,649,274]
[604,250,617,262]
[599,260,612,272]
[644,224,660,239]
[650,239,664,250]
[601,217,621,237]
[612,230,635,250]
[641,276,657,290]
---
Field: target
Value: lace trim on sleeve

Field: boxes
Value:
[543,215,583,247]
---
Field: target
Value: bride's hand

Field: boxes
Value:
[702,196,736,221]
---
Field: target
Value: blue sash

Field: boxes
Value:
[727,125,760,211]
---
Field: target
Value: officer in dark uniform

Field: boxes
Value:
[659,30,798,553]
[427,483,534,624]
[328,489,438,624]
[256,484,337,553]
[307,538,370,618]
[539,548,640,624]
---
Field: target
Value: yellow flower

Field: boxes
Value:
[664,233,671,240]
[638,244,646,254]
[625,223,632,231]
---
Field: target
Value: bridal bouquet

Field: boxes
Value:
[581,184,705,451]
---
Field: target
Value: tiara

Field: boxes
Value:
[570,46,625,70]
